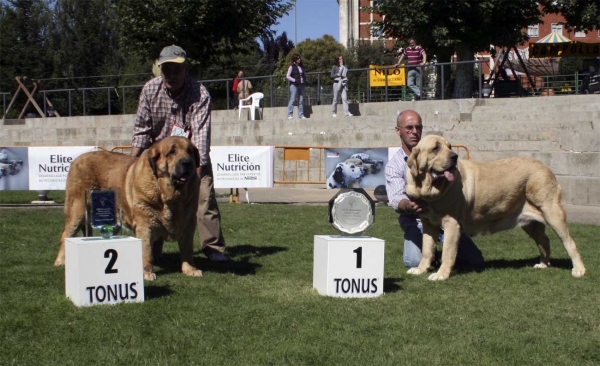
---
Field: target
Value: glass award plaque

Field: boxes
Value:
[328,188,376,236]
[86,189,118,239]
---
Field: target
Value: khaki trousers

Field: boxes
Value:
[197,164,226,255]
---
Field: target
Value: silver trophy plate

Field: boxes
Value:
[329,189,375,235]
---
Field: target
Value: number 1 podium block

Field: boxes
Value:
[65,236,145,307]
[313,235,385,298]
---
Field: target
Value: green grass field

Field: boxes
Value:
[1,198,599,365]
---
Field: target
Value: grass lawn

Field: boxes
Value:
[1,200,599,365]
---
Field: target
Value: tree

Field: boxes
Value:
[366,0,547,98]
[0,0,54,117]
[115,0,293,76]
[544,0,600,32]
[260,31,295,74]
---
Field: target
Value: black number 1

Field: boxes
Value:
[353,247,362,268]
[104,249,118,274]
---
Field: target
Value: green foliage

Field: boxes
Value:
[115,0,293,71]
[273,35,349,88]
[363,0,599,98]
[543,0,600,32]
[559,57,584,75]
[350,41,396,68]
[0,204,599,365]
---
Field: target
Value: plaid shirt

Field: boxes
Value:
[132,76,211,167]
[385,147,419,229]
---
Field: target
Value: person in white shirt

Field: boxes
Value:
[384,110,484,269]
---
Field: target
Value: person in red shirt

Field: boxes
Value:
[395,38,427,100]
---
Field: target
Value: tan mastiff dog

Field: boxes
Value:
[405,135,586,281]
[54,136,202,281]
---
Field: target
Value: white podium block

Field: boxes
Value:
[65,236,145,307]
[313,235,385,298]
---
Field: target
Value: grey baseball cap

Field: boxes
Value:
[157,45,187,65]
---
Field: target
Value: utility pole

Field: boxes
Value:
[294,0,297,45]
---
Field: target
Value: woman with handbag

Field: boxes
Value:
[330,55,353,118]
[286,54,307,119]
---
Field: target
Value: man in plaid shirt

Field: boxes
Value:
[131,45,228,262]
[385,110,483,270]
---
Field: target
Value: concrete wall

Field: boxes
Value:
[2,95,599,206]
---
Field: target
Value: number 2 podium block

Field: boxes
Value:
[313,235,385,298]
[65,236,145,307]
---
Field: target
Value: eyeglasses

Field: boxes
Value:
[396,125,423,133]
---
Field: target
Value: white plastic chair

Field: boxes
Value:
[238,92,264,120]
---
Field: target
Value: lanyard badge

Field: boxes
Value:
[170,124,191,138]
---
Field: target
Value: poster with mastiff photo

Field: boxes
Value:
[325,148,387,189]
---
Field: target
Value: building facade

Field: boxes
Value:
[338,1,600,50]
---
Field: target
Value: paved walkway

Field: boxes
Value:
[217,188,600,226]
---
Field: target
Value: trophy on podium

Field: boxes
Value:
[87,189,118,239]
[328,188,376,236]
[314,188,385,298]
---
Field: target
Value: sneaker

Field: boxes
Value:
[208,253,228,262]
[345,113,354,117]
[332,113,337,118]
[300,116,307,119]
[287,116,293,120]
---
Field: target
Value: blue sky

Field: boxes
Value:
[271,0,340,44]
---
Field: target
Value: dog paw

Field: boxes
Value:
[144,272,157,281]
[572,268,586,277]
[533,262,550,269]
[428,272,449,281]
[407,267,426,275]
[185,269,203,277]
[53,258,65,266]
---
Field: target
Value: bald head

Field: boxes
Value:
[395,110,423,154]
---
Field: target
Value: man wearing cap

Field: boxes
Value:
[131,45,228,262]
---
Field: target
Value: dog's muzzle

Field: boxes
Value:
[171,158,195,185]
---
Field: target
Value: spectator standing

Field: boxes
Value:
[231,70,243,109]
[237,76,253,105]
[286,54,306,119]
[330,55,353,118]
[395,38,427,100]
[131,45,228,263]
[385,109,484,269]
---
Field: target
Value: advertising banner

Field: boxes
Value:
[369,65,406,87]
[529,42,600,58]
[211,146,274,188]
[28,146,97,190]
[0,147,29,191]
[325,148,388,189]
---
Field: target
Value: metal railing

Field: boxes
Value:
[1,60,590,119]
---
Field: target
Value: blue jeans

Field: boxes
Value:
[403,222,484,269]
[406,68,421,98]
[287,84,305,117]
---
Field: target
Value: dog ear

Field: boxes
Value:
[190,144,200,168]
[407,147,420,178]
[147,144,160,177]
[333,166,345,185]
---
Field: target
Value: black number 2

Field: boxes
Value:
[353,247,362,268]
[104,249,118,274]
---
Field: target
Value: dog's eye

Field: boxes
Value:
[433,143,440,152]
[350,165,355,169]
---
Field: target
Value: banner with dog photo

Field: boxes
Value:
[325,148,388,189]
[0,147,29,190]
